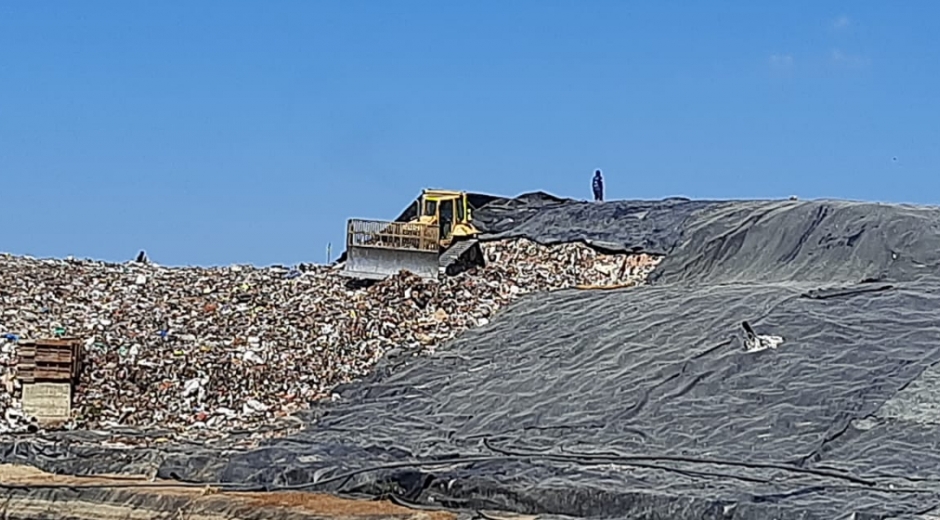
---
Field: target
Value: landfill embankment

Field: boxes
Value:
[12,195,940,519]
[0,237,660,439]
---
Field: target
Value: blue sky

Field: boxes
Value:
[2,2,938,266]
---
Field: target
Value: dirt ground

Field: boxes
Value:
[0,464,455,520]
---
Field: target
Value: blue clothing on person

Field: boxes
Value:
[592,170,604,201]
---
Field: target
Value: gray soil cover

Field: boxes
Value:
[7,194,940,519]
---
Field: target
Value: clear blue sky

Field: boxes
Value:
[2,2,938,266]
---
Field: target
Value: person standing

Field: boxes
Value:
[592,169,604,202]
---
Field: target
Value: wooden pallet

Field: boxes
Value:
[16,338,83,384]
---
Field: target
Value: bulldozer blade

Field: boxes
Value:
[340,245,440,281]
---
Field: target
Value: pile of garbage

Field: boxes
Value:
[0,239,660,437]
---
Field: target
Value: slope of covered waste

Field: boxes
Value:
[649,198,940,285]
[0,238,659,437]
[471,191,721,254]
[145,199,940,519]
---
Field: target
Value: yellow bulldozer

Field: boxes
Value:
[339,189,486,281]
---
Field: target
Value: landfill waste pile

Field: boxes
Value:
[0,238,660,437]
[9,196,940,519]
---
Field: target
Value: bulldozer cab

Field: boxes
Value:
[415,190,473,248]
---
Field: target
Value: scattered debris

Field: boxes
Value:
[0,239,661,438]
[741,321,784,353]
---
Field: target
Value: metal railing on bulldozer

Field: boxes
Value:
[347,219,440,252]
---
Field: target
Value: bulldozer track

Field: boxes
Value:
[439,239,483,276]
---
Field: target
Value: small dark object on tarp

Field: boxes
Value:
[802,284,894,300]
[741,321,757,341]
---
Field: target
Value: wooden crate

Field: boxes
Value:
[16,338,83,384]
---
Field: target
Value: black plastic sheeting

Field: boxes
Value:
[649,199,940,286]
[7,196,940,519]
[472,191,718,255]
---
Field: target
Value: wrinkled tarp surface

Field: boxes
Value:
[471,191,718,255]
[7,195,940,520]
